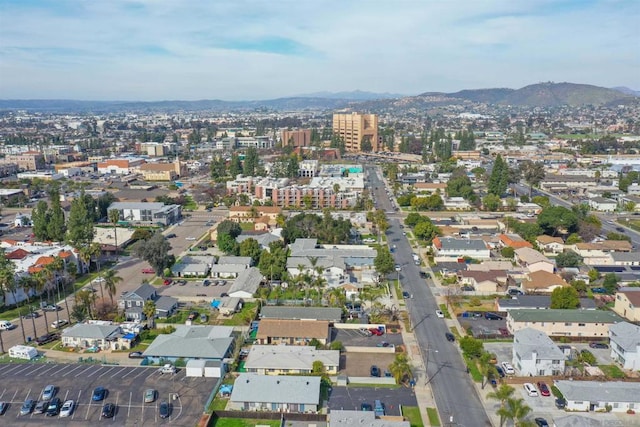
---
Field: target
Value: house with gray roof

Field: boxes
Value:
[329,410,410,427]
[610,251,640,266]
[143,325,234,363]
[512,328,565,376]
[555,380,640,412]
[228,267,263,298]
[244,345,339,375]
[171,255,215,277]
[260,306,343,323]
[497,295,596,311]
[210,256,252,278]
[552,415,605,427]
[61,323,134,351]
[506,309,624,338]
[228,373,320,412]
[119,283,177,321]
[609,321,640,370]
[432,237,490,262]
[236,232,281,250]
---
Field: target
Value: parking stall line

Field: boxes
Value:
[132,368,150,380]
[127,391,132,417]
[0,389,6,400]
[62,389,70,402]
[38,364,60,376]
[25,363,49,376]
[113,391,119,423]
[12,364,36,376]
[23,388,32,400]
[63,365,85,377]
[121,367,138,379]
[86,366,105,377]
[72,389,82,419]
[99,366,115,377]
[52,364,75,375]
[75,365,94,377]
[10,389,19,404]
[2,364,26,375]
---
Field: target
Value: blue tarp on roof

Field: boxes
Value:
[123,333,136,340]
[211,300,221,308]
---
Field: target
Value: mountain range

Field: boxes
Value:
[0,82,637,113]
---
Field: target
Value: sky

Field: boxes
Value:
[0,0,639,101]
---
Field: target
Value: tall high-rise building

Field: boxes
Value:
[332,112,379,152]
[281,129,311,148]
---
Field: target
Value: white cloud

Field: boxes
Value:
[0,0,638,100]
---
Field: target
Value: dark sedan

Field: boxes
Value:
[101,403,116,418]
[589,342,609,349]
[159,401,171,419]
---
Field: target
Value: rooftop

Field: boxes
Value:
[509,309,624,323]
[555,380,640,403]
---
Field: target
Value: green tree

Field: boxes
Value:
[96,192,116,219]
[143,300,157,328]
[388,353,412,385]
[487,384,515,427]
[414,221,440,243]
[498,398,531,427]
[374,247,395,277]
[501,247,515,258]
[239,238,262,265]
[134,231,173,275]
[588,269,600,283]
[32,200,50,241]
[47,189,67,241]
[217,220,242,238]
[550,286,580,309]
[404,212,427,228]
[483,194,502,211]
[488,154,509,196]
[218,233,239,255]
[531,195,550,208]
[243,147,259,176]
[312,360,326,375]
[229,154,243,177]
[108,208,121,260]
[520,161,546,198]
[603,273,619,293]
[66,193,95,248]
[537,206,578,236]
[459,336,484,358]
[210,156,227,180]
[555,250,583,268]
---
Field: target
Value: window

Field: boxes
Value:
[552,360,560,364]
[578,323,585,327]
[565,322,572,326]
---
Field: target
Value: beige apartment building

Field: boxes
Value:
[613,290,640,322]
[506,309,624,338]
[5,151,46,171]
[332,112,379,152]
[281,129,312,148]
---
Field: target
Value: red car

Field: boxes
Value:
[163,279,172,286]
[537,382,550,397]
[142,268,154,274]
[369,328,384,336]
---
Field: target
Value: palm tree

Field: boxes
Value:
[495,396,530,427]
[33,271,50,333]
[388,353,412,385]
[478,352,496,389]
[108,208,121,261]
[102,269,123,305]
[19,276,39,339]
[143,300,157,329]
[487,383,515,427]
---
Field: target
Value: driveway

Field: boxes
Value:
[328,386,417,415]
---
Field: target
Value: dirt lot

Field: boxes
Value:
[342,352,397,377]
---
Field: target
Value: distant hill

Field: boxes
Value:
[611,86,640,97]
[296,90,407,100]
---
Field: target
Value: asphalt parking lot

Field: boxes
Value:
[0,362,215,426]
[332,329,404,348]
[458,314,508,338]
[327,386,417,415]
[160,279,231,300]
[342,352,397,377]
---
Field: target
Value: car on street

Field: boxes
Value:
[589,342,609,349]
[402,291,412,299]
[501,362,515,375]
[92,387,107,401]
[445,332,455,342]
[20,398,35,415]
[128,351,144,359]
[616,227,625,233]
[185,237,196,241]
[370,365,380,377]
[203,279,211,286]
[33,400,48,414]
[166,233,177,238]
[537,382,550,396]
[534,418,549,427]
[45,397,61,416]
[42,304,62,312]
[101,403,116,418]
[142,268,154,274]
[144,389,156,403]
[394,264,401,272]
[51,319,68,329]
[59,400,74,417]
[41,385,56,400]
[22,311,40,319]
[159,401,171,419]
[435,310,445,318]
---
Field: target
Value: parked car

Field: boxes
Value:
[589,342,609,349]
[402,291,412,299]
[591,287,608,294]
[45,397,61,416]
[101,403,116,418]
[166,233,177,238]
[374,400,385,417]
[360,402,372,411]
[160,364,177,374]
[203,279,211,286]
[42,304,62,312]
[537,382,550,396]
[485,312,503,320]
[41,385,56,401]
[394,264,401,272]
[59,400,74,417]
[159,401,171,419]
[0,402,8,415]
[370,365,380,377]
[555,398,566,409]
[163,279,172,286]
[501,362,515,375]
[36,332,60,345]
[144,389,156,403]
[128,351,144,359]
[445,332,455,342]
[33,400,48,414]
[523,383,539,397]
[92,387,107,401]
[435,310,445,318]
[20,398,35,415]
[534,418,549,427]
[51,319,68,329]
[142,268,155,274]
[0,320,16,331]
[495,366,505,378]
[22,311,40,319]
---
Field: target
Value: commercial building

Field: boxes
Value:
[4,151,45,171]
[332,112,379,152]
[108,202,181,226]
[281,129,312,148]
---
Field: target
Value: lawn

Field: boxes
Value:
[183,195,198,211]
[211,418,281,427]
[438,304,451,319]
[402,406,424,427]
[599,364,626,379]
[463,355,483,383]
[426,407,441,426]
[221,302,257,326]
[625,219,640,233]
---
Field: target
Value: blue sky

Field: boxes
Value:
[0,0,638,101]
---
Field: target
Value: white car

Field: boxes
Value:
[185,237,196,241]
[51,319,69,329]
[501,361,515,375]
[160,364,177,374]
[435,310,445,318]
[523,383,538,397]
[59,400,74,417]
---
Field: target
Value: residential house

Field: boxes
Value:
[260,306,343,323]
[228,374,320,412]
[458,270,508,293]
[244,345,339,375]
[571,241,633,266]
[217,297,243,316]
[540,175,597,192]
[210,256,252,278]
[521,270,569,294]
[414,182,447,194]
[443,197,471,210]
[108,202,182,226]
[499,234,533,249]
[329,411,410,427]
[256,319,330,345]
[506,309,624,338]
[514,247,554,274]
[61,323,135,351]
[142,325,234,363]
[227,267,263,298]
[119,283,178,321]
[609,252,640,266]
[613,290,640,322]
[236,232,281,250]
[432,237,490,263]
[466,261,514,272]
[588,197,617,212]
[555,380,640,413]
[536,235,565,255]
[609,322,640,370]
[171,255,215,277]
[497,295,595,312]
[512,328,566,376]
